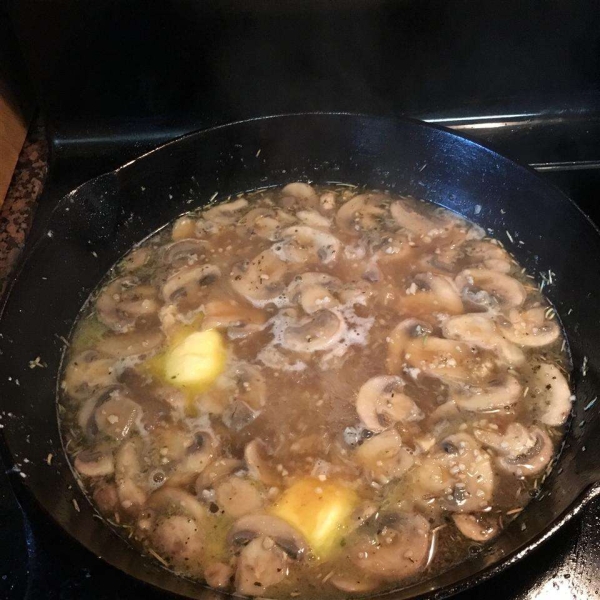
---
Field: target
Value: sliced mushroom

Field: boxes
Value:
[386,318,433,373]
[146,487,208,523]
[319,191,337,212]
[463,240,512,273]
[285,273,341,314]
[474,423,553,476]
[496,307,561,347]
[121,247,152,272]
[94,391,142,439]
[74,449,114,477]
[281,309,346,353]
[272,226,341,265]
[115,437,147,514]
[355,429,414,484]
[450,375,522,412]
[356,375,423,433]
[234,536,288,596]
[167,430,218,487]
[442,313,525,367]
[201,299,267,338]
[452,513,499,542]
[204,562,234,590]
[329,573,381,593]
[282,182,318,204]
[172,216,197,241]
[161,264,221,310]
[455,269,526,311]
[403,335,492,385]
[63,350,116,399]
[228,514,308,560]
[528,363,572,426]
[244,440,283,486]
[92,482,120,514]
[335,193,388,234]
[410,433,494,512]
[96,276,160,333]
[399,273,463,316]
[297,209,331,229]
[230,250,288,307]
[96,329,165,358]
[198,198,249,232]
[214,476,265,518]
[391,200,441,237]
[350,512,431,580]
[237,207,295,241]
[161,238,208,268]
[150,515,204,573]
[195,458,243,492]
[204,362,266,420]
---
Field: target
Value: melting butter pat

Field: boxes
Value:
[271,478,358,558]
[164,329,226,390]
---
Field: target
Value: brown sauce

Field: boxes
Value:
[59,183,571,598]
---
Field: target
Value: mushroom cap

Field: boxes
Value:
[74,449,114,478]
[227,514,308,560]
[244,439,283,487]
[350,512,431,580]
[442,313,525,367]
[478,423,554,477]
[282,182,318,203]
[355,429,415,484]
[115,437,147,514]
[272,225,341,265]
[195,458,243,492]
[329,573,381,593]
[201,299,267,338]
[390,200,439,237]
[336,193,388,233]
[96,329,165,358]
[161,263,221,308]
[64,351,116,399]
[151,515,204,573]
[496,307,561,348]
[386,318,433,373]
[285,272,341,314]
[230,250,288,307]
[296,209,331,229]
[528,363,572,426]
[410,433,494,512]
[97,276,160,333]
[455,269,526,311]
[452,513,499,542]
[404,335,490,384]
[214,476,265,518]
[281,309,346,353]
[146,487,208,523]
[464,240,512,273]
[94,392,142,440]
[450,375,522,412]
[234,536,288,596]
[356,375,423,433]
[161,238,208,268]
[201,198,249,228]
[399,273,464,316]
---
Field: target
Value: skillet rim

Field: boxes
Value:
[1,111,599,600]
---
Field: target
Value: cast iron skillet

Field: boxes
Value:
[1,114,599,600]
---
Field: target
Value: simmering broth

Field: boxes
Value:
[59,183,571,597]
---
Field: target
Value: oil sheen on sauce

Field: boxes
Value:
[59,183,571,598]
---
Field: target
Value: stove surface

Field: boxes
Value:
[1,118,600,600]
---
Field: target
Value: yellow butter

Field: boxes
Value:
[271,478,358,558]
[164,329,226,392]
